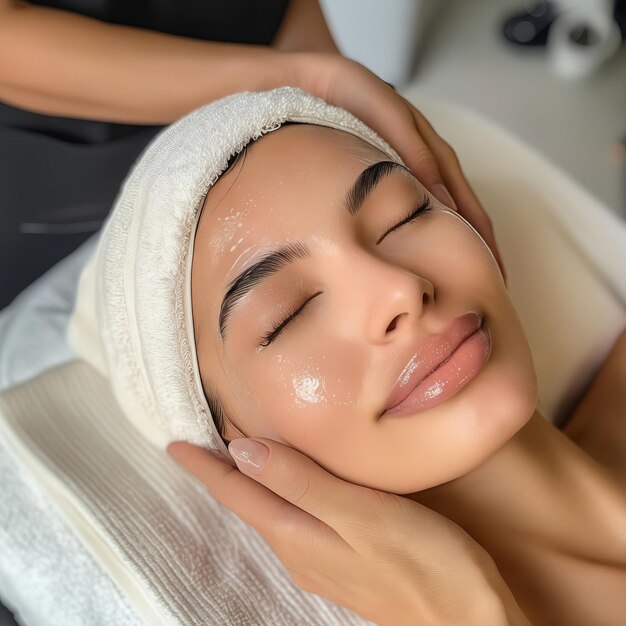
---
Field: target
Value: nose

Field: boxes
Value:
[375,274,433,343]
[342,254,435,344]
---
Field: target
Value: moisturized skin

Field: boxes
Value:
[191,123,538,494]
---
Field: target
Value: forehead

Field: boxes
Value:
[194,124,388,288]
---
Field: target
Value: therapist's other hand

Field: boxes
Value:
[291,52,507,285]
[167,438,526,626]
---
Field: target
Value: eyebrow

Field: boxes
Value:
[344,160,409,215]
[218,159,408,341]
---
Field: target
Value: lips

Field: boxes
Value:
[384,311,484,412]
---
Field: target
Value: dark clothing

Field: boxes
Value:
[0,0,289,309]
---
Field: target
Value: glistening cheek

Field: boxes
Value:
[292,370,328,407]
[268,353,358,412]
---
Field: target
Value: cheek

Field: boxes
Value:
[234,346,365,447]
[392,209,500,290]
[440,210,503,284]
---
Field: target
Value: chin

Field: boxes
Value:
[391,348,538,495]
[453,350,539,475]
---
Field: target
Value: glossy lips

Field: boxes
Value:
[383,311,491,417]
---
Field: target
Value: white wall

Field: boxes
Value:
[319,0,438,86]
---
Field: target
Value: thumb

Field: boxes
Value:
[229,437,373,534]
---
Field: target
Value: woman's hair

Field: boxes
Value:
[202,377,231,447]
[197,121,330,446]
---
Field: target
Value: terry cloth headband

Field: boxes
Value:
[65,86,404,465]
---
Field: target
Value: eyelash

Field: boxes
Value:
[376,195,433,244]
[258,196,433,348]
[259,291,323,348]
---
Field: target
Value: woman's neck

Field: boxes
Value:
[408,409,626,623]
[410,410,626,558]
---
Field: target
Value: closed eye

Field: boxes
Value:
[376,196,433,245]
[258,291,323,349]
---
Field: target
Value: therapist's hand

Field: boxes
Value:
[167,438,528,626]
[291,52,507,285]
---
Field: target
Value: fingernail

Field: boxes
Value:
[166,441,185,461]
[228,439,269,475]
[431,183,458,211]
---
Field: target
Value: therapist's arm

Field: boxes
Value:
[0,0,329,124]
[271,0,340,54]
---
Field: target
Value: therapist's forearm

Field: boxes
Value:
[0,3,299,124]
[271,0,340,54]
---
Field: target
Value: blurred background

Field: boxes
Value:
[321,0,626,218]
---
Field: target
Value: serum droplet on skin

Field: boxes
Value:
[229,237,245,253]
[292,373,327,407]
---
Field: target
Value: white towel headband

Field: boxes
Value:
[66,86,403,464]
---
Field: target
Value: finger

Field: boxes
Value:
[166,441,329,544]
[326,63,445,193]
[225,437,378,538]
[409,106,508,282]
[410,106,486,224]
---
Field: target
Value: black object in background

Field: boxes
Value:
[615,0,626,36]
[501,0,626,47]
[0,600,18,626]
[501,1,558,46]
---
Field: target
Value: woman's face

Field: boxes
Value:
[192,124,537,494]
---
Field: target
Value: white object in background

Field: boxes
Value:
[319,0,437,86]
[547,3,622,79]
